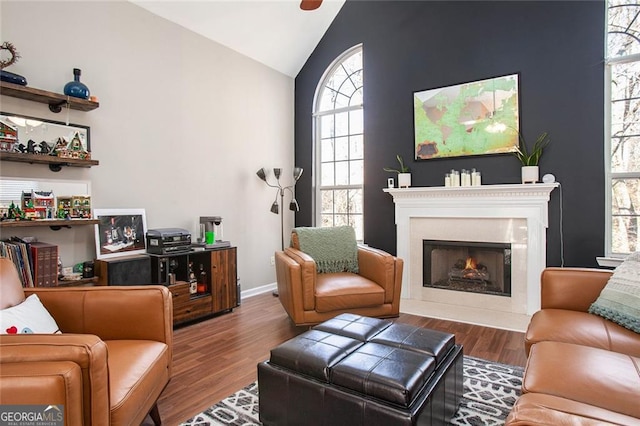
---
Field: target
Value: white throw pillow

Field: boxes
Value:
[0,294,61,334]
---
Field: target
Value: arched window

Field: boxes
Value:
[313,45,364,240]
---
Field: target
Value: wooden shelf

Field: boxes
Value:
[0,151,98,171]
[0,218,99,229]
[0,81,99,113]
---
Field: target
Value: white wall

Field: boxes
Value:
[0,1,295,291]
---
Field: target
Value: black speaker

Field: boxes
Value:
[95,255,152,286]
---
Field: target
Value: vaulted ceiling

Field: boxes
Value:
[130,0,346,77]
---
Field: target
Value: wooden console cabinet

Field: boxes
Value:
[149,247,238,325]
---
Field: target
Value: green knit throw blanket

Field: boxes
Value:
[293,226,359,274]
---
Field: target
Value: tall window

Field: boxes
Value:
[313,45,364,240]
[606,1,640,255]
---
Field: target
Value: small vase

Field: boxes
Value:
[63,68,90,99]
[521,166,539,184]
[398,173,411,188]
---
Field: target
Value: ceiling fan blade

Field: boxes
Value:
[300,0,322,11]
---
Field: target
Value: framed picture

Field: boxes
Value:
[94,209,147,259]
[413,73,520,160]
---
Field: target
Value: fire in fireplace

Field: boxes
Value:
[423,240,511,297]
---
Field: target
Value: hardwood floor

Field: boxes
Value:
[143,292,528,425]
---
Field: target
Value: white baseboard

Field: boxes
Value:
[240,282,277,301]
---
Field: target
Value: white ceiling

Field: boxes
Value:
[130,0,346,77]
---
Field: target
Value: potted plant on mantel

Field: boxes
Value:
[513,131,550,184]
[384,154,411,188]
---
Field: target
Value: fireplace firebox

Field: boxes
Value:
[423,240,511,297]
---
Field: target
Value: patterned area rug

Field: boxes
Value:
[181,356,524,426]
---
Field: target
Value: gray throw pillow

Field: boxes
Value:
[589,251,640,333]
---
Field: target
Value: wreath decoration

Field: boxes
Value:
[0,42,21,70]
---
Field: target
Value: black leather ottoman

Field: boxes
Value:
[258,313,463,426]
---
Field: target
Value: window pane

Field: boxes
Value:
[612,216,640,253]
[334,190,348,213]
[335,214,349,227]
[321,190,334,213]
[351,87,363,107]
[350,160,363,185]
[342,52,362,76]
[321,138,335,163]
[350,135,364,160]
[610,61,640,139]
[612,178,640,215]
[318,88,336,112]
[612,177,640,253]
[350,214,364,241]
[335,111,349,137]
[328,67,348,92]
[608,1,640,58]
[320,115,334,139]
[350,109,363,135]
[333,93,351,110]
[612,135,640,173]
[348,189,363,213]
[321,162,334,186]
[335,136,349,161]
[335,161,349,185]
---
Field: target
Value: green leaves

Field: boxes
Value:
[383,154,411,173]
[514,131,550,166]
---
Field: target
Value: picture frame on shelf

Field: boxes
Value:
[413,73,520,160]
[94,208,147,259]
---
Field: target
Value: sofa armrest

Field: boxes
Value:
[26,285,172,345]
[357,245,403,305]
[540,267,613,311]
[0,361,84,425]
[0,334,110,426]
[281,247,317,311]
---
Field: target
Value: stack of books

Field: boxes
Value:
[0,239,58,287]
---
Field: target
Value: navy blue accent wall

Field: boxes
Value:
[295,1,605,267]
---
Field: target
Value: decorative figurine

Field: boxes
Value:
[56,195,91,219]
[0,120,18,152]
[7,201,25,220]
[38,141,51,154]
[57,132,89,160]
[22,190,54,219]
[26,139,37,153]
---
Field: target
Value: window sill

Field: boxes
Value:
[596,256,625,268]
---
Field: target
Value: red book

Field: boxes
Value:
[30,242,58,287]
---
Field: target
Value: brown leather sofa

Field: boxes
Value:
[0,257,173,426]
[275,233,403,326]
[506,267,640,425]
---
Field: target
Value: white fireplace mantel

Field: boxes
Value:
[384,183,558,328]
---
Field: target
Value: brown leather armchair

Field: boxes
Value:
[275,233,403,326]
[0,257,173,426]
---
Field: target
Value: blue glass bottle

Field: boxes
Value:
[63,68,90,99]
